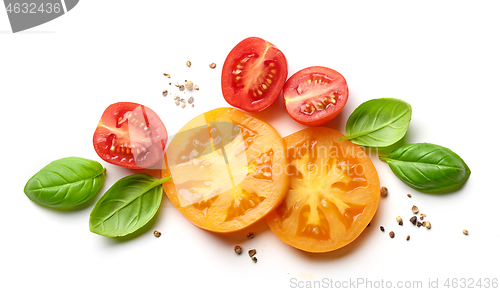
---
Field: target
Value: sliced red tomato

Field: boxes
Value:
[93,102,167,169]
[284,66,348,126]
[266,127,379,253]
[221,37,288,112]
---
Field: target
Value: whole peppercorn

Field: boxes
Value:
[396,216,403,226]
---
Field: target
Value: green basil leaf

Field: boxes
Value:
[24,157,105,208]
[89,174,171,237]
[380,143,471,192]
[339,98,412,147]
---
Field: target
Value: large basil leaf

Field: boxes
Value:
[24,157,105,208]
[89,174,171,237]
[380,143,471,192]
[339,98,412,147]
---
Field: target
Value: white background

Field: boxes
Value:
[1,1,499,291]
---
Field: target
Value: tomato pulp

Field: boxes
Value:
[284,66,348,126]
[221,37,288,112]
[93,102,167,169]
[267,127,379,252]
[161,108,289,232]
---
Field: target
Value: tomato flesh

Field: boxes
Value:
[222,37,288,112]
[93,102,167,169]
[266,127,379,252]
[161,108,289,232]
[284,66,348,126]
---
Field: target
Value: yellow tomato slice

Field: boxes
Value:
[266,127,380,252]
[161,108,289,232]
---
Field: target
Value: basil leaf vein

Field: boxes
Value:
[24,157,105,208]
[339,98,412,147]
[380,143,470,192]
[89,174,171,237]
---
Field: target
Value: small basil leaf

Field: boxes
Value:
[89,174,171,237]
[380,143,471,192]
[339,98,412,147]
[24,157,106,208]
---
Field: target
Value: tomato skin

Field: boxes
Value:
[93,102,167,169]
[221,37,288,112]
[266,127,379,253]
[284,66,349,126]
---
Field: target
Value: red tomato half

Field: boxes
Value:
[283,66,348,126]
[93,102,167,169]
[221,37,288,112]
